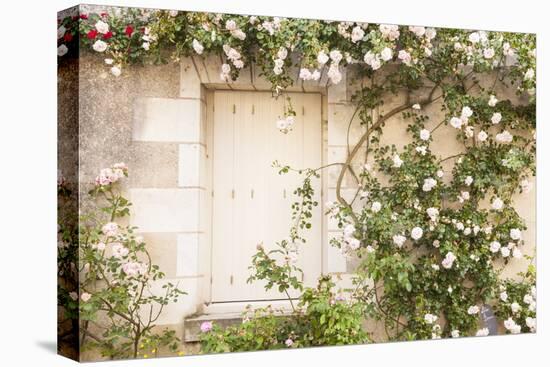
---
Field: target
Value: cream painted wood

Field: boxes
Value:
[211,91,323,302]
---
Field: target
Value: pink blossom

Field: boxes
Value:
[102,222,119,237]
[200,321,213,332]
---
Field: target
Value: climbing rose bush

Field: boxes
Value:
[58,6,536,353]
[58,164,185,359]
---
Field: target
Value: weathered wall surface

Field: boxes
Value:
[70,52,535,352]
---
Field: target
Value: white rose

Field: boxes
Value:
[95,20,110,34]
[419,129,430,141]
[451,330,460,338]
[488,95,498,107]
[393,234,406,247]
[424,313,437,324]
[412,103,421,110]
[450,117,463,129]
[510,302,521,313]
[192,39,204,54]
[500,291,508,302]
[483,48,495,59]
[277,47,288,60]
[57,44,68,56]
[426,207,439,220]
[441,252,456,269]
[467,305,480,315]
[491,197,504,210]
[351,26,365,43]
[110,66,121,77]
[500,247,511,258]
[461,106,473,118]
[411,227,423,240]
[380,47,393,61]
[317,51,329,65]
[468,32,480,43]
[225,19,237,31]
[477,130,488,142]
[371,201,382,213]
[491,112,502,124]
[464,176,473,186]
[416,146,427,155]
[398,50,412,65]
[92,40,108,52]
[524,68,535,80]
[489,241,501,253]
[393,154,403,168]
[57,25,67,39]
[142,42,150,51]
[510,228,522,241]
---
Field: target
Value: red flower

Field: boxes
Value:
[100,12,108,17]
[87,29,98,40]
[125,25,134,37]
[103,31,113,40]
[80,14,88,20]
[64,33,73,42]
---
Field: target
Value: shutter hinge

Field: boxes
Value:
[231,189,235,199]
[230,275,234,285]
[233,104,236,114]
[302,106,305,115]
[252,105,255,114]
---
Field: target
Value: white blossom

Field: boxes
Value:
[524,68,535,80]
[411,227,423,240]
[468,32,481,44]
[510,228,522,241]
[483,48,495,59]
[491,197,504,210]
[57,44,68,56]
[451,330,460,338]
[489,241,501,253]
[329,50,343,63]
[441,252,456,269]
[491,112,502,124]
[398,50,412,66]
[371,201,382,213]
[92,40,108,52]
[95,20,109,34]
[412,103,421,110]
[351,26,365,43]
[464,176,473,186]
[500,247,511,258]
[419,129,430,141]
[380,47,393,61]
[426,207,439,221]
[424,313,438,324]
[317,51,329,65]
[422,178,437,192]
[450,117,463,129]
[415,146,427,156]
[393,154,403,168]
[500,291,508,302]
[379,24,400,40]
[488,95,498,107]
[477,130,488,142]
[110,66,121,77]
[467,305,480,315]
[392,234,406,248]
[192,39,204,54]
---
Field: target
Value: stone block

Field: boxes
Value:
[130,188,200,232]
[132,97,202,142]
